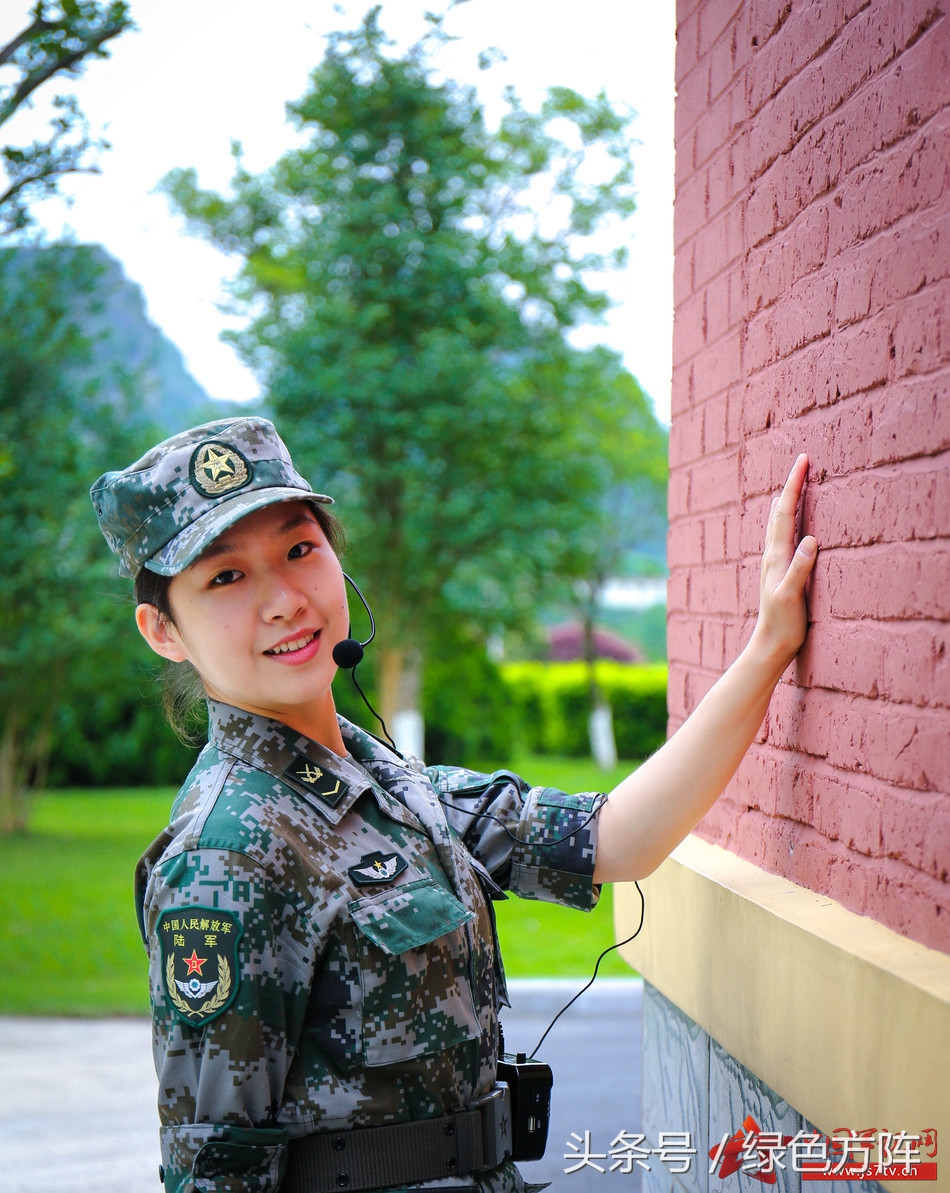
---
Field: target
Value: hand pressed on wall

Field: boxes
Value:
[592,453,819,885]
[752,453,818,672]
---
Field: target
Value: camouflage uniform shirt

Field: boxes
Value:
[135,701,602,1193]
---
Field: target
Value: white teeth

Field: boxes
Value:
[267,633,315,655]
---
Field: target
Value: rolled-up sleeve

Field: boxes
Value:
[427,767,603,912]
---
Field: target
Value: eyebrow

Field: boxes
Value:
[193,511,319,566]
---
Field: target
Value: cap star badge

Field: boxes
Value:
[189,440,251,497]
[348,851,408,886]
[282,755,350,808]
[156,908,242,1027]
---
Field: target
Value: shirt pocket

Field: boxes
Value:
[349,877,480,1067]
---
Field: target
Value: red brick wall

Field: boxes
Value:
[669,0,950,952]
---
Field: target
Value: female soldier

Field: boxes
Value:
[91,416,817,1193]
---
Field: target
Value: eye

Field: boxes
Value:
[210,568,242,587]
[288,540,315,560]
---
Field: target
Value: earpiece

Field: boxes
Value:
[332,573,376,669]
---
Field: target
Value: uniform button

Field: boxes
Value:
[444,1122,456,1137]
[336,1175,350,1188]
[446,1158,458,1172]
[158,1164,165,1184]
[331,1136,346,1151]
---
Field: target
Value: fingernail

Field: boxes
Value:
[798,538,817,558]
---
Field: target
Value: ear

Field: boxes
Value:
[135,603,188,663]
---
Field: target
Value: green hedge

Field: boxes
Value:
[499,661,668,761]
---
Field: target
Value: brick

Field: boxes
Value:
[824,544,950,620]
[891,279,950,379]
[673,242,694,310]
[771,271,835,358]
[708,27,740,105]
[667,515,704,565]
[692,329,743,398]
[703,392,731,455]
[702,511,727,562]
[668,467,691,520]
[868,371,950,464]
[828,117,950,257]
[675,5,701,87]
[701,616,727,671]
[666,566,689,617]
[879,788,946,873]
[667,613,703,666]
[669,404,704,470]
[675,56,711,141]
[689,450,740,511]
[801,621,886,700]
[746,168,781,248]
[882,622,942,707]
[864,861,950,953]
[689,562,738,615]
[834,255,873,327]
[706,132,745,219]
[674,169,709,252]
[870,209,950,311]
[932,626,950,708]
[672,292,707,367]
[693,204,744,288]
[666,662,690,719]
[747,0,793,58]
[813,769,884,857]
[827,315,892,400]
[697,0,743,59]
[809,462,946,548]
[675,125,699,189]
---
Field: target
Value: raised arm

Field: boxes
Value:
[593,454,818,883]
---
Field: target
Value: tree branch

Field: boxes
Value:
[0,20,127,127]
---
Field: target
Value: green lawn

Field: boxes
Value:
[0,756,638,1017]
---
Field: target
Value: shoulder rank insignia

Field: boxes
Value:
[348,851,408,886]
[156,908,242,1027]
[283,754,350,807]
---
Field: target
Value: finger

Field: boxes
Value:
[774,453,808,523]
[779,534,818,594]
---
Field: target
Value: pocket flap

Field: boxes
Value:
[350,877,474,956]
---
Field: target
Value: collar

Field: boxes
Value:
[207,702,466,896]
[206,701,425,829]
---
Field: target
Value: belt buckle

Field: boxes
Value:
[478,1083,513,1169]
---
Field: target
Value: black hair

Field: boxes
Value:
[134,502,345,742]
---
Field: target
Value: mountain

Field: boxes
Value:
[3,243,245,432]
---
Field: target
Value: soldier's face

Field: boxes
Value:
[159,501,349,738]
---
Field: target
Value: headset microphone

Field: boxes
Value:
[332,573,376,669]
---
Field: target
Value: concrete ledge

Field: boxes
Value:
[614,835,950,1192]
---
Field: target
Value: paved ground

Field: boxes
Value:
[0,978,642,1193]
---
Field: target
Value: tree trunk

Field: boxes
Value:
[0,710,51,834]
[581,594,617,771]
[378,646,425,762]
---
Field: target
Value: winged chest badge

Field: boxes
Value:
[347,851,409,887]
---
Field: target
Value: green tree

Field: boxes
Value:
[0,0,132,236]
[162,8,656,753]
[0,246,148,829]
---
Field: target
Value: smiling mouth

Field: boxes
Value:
[265,632,318,656]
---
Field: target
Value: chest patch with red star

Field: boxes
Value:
[155,908,242,1027]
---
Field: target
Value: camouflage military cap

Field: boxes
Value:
[90,417,332,579]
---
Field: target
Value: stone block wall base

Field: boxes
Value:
[641,983,885,1193]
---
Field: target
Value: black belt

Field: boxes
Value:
[282,1088,510,1193]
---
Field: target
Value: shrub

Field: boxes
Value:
[499,661,668,761]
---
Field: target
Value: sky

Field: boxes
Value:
[2,0,675,423]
